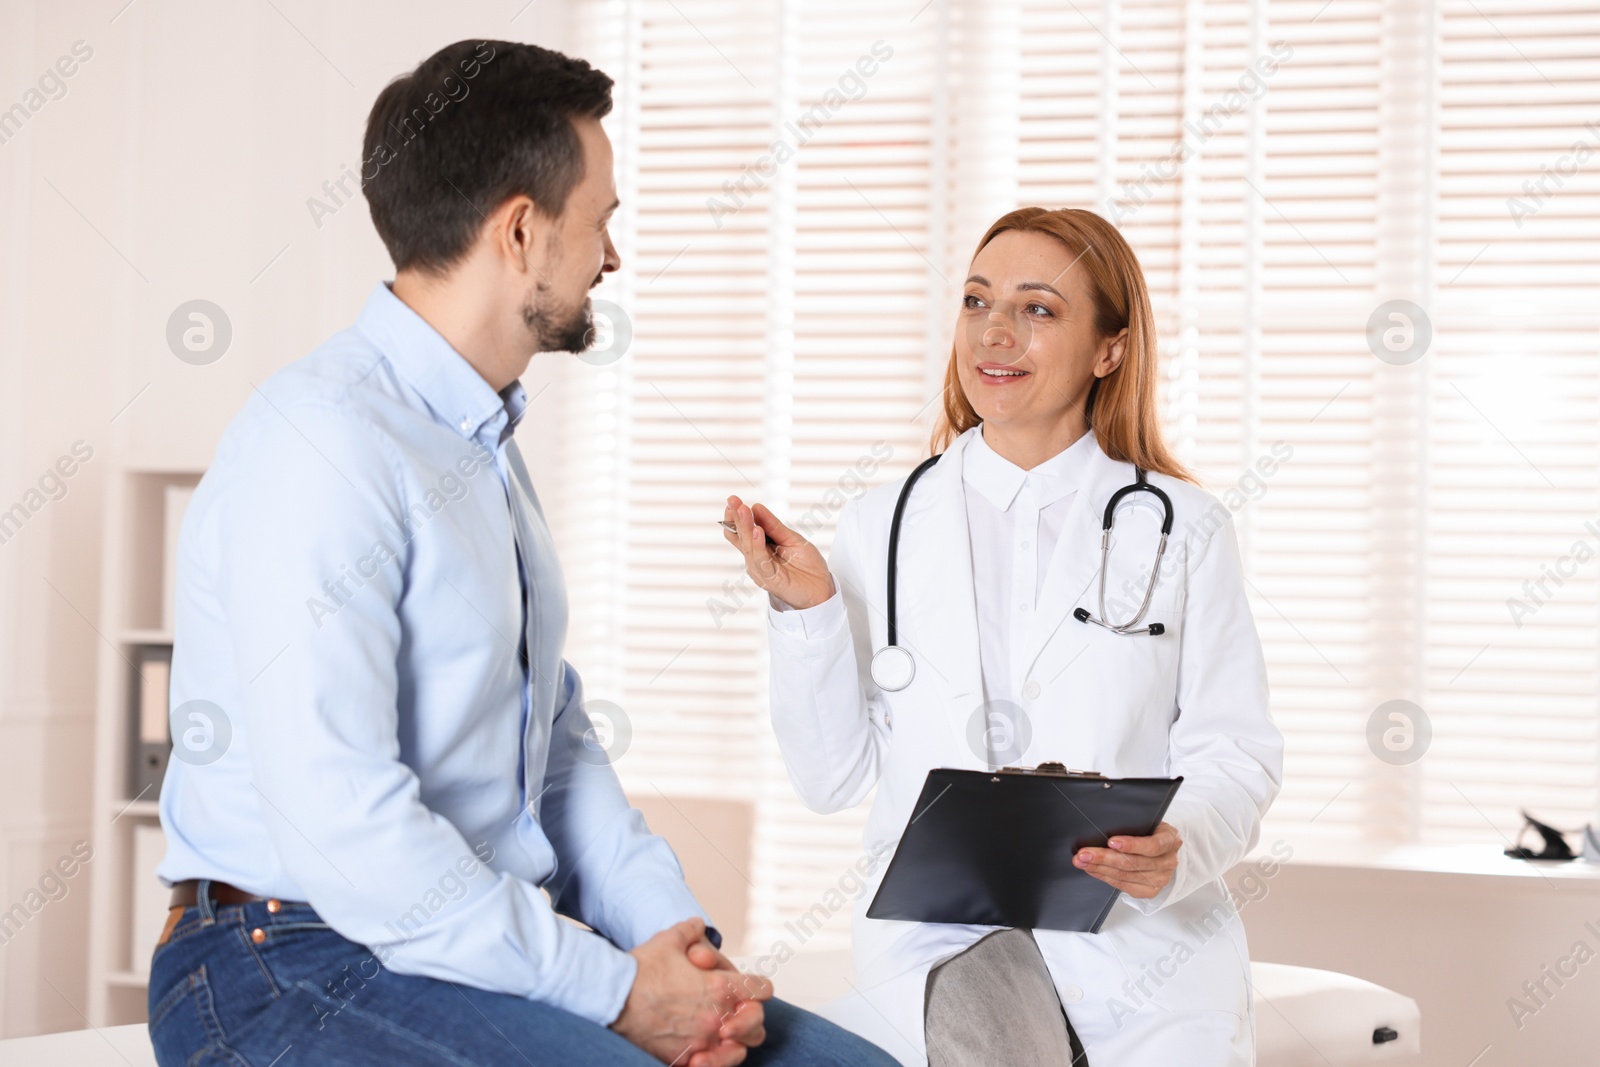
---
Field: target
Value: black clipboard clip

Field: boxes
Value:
[994,761,1110,786]
[996,761,1105,778]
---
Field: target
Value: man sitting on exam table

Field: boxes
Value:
[147,39,897,1067]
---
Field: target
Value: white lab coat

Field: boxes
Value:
[765,426,1284,1066]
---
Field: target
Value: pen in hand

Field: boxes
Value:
[718,519,778,547]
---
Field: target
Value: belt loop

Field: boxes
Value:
[196,878,217,925]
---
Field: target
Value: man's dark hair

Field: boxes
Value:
[361,40,613,274]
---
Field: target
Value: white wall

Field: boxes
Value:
[0,0,576,1037]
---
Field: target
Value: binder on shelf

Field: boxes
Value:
[130,646,172,801]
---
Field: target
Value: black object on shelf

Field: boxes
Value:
[127,644,173,801]
[1503,810,1577,862]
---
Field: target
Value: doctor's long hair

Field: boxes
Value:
[931,207,1193,483]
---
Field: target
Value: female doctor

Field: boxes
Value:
[723,206,1284,1067]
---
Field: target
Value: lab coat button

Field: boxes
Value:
[1023,681,1041,700]
[1062,984,1084,1003]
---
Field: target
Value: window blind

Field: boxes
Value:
[1422,0,1600,841]
[562,0,940,953]
[552,0,1600,951]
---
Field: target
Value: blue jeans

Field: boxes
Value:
[147,882,897,1067]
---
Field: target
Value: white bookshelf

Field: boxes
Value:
[85,465,203,1026]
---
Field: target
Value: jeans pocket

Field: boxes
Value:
[147,965,249,1067]
[251,921,352,991]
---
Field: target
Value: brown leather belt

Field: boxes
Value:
[160,880,309,949]
[168,879,297,909]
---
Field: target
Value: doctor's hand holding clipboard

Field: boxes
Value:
[720,206,1286,1067]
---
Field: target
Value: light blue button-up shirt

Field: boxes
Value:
[157,281,710,1025]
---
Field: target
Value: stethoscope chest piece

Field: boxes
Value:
[870,452,944,693]
[871,644,916,692]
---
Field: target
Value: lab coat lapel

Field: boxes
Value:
[1020,443,1128,681]
[895,431,984,719]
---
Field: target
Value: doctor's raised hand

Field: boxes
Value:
[721,498,836,611]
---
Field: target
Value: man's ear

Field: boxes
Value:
[496,195,548,275]
[1095,328,1130,378]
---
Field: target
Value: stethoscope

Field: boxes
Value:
[869,454,1176,693]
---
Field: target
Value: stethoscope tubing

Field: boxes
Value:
[1083,471,1173,635]
[872,451,1176,692]
[882,454,944,653]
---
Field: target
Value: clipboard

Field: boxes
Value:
[865,763,1183,933]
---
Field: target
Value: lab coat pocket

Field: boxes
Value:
[1050,610,1183,758]
[1100,890,1249,1019]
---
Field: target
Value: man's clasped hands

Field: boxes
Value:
[611,918,775,1066]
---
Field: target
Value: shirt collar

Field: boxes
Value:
[963,424,1098,511]
[355,281,526,446]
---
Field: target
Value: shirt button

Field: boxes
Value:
[1024,680,1041,700]
[1021,540,1031,550]
[250,927,266,944]
[1062,984,1084,1003]
[459,417,472,431]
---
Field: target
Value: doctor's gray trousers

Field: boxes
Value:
[925,927,1088,1066]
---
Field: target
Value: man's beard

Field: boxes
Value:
[521,282,593,354]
